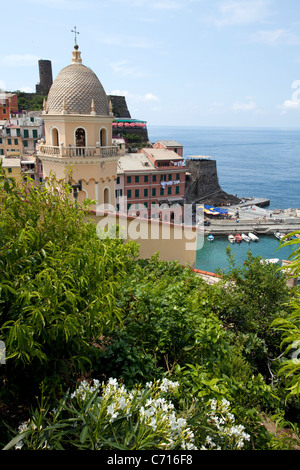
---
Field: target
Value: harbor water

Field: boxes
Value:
[196,235,296,274]
[148,126,300,272]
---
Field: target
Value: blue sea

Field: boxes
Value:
[148,126,300,272]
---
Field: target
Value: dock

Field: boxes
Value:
[201,198,300,236]
[235,197,270,208]
[204,219,300,236]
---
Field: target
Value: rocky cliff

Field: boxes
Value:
[185,157,241,206]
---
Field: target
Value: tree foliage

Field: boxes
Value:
[272,233,300,399]
[0,165,299,450]
[0,168,138,399]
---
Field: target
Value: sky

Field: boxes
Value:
[2,0,300,127]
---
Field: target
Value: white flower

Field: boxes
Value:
[149,417,157,431]
[107,403,115,416]
[108,377,118,388]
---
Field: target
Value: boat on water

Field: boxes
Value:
[248,232,259,242]
[274,231,285,240]
[228,234,235,244]
[242,233,251,243]
[207,235,214,242]
[260,258,280,265]
[235,234,242,243]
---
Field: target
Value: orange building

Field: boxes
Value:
[0,93,18,121]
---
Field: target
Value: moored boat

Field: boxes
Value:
[274,231,285,240]
[260,258,280,265]
[228,234,235,243]
[248,232,259,242]
[242,233,251,243]
[235,234,242,243]
[207,235,214,242]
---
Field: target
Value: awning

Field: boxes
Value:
[199,205,229,215]
[167,197,184,203]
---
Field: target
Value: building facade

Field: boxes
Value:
[0,123,23,158]
[116,147,186,222]
[0,93,18,121]
[37,44,120,208]
[153,140,183,157]
[1,157,22,185]
[18,113,44,155]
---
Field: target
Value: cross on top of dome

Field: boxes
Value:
[71,26,79,47]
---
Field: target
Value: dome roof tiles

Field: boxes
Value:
[46,62,109,116]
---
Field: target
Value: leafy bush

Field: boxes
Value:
[4,378,197,450]
[0,170,139,401]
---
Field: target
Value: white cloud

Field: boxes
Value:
[208,101,225,112]
[28,0,89,9]
[152,0,185,10]
[232,98,258,111]
[0,54,40,67]
[280,99,300,113]
[145,93,159,102]
[109,89,160,103]
[279,81,300,113]
[110,0,193,10]
[0,80,6,91]
[109,90,129,97]
[19,86,35,93]
[214,0,271,27]
[250,29,300,46]
[109,60,148,78]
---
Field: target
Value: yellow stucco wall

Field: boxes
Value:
[88,211,198,267]
[1,159,22,186]
[39,112,119,207]
[43,114,113,147]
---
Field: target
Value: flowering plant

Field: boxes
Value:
[197,398,250,450]
[4,378,197,450]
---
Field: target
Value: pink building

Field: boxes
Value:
[153,140,183,157]
[116,147,186,222]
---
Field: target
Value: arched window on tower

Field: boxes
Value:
[103,187,110,208]
[52,128,59,147]
[100,128,107,147]
[75,128,86,156]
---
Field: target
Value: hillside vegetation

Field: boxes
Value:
[0,167,299,450]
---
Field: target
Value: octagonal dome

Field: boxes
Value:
[46,48,109,116]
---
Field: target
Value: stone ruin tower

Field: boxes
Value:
[36,60,53,95]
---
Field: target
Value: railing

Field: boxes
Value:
[38,145,118,158]
[155,162,186,169]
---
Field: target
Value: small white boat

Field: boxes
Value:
[207,235,214,242]
[242,233,251,243]
[260,258,280,265]
[228,234,235,244]
[248,232,259,242]
[274,231,285,240]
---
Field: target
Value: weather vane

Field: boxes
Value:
[71,26,80,46]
